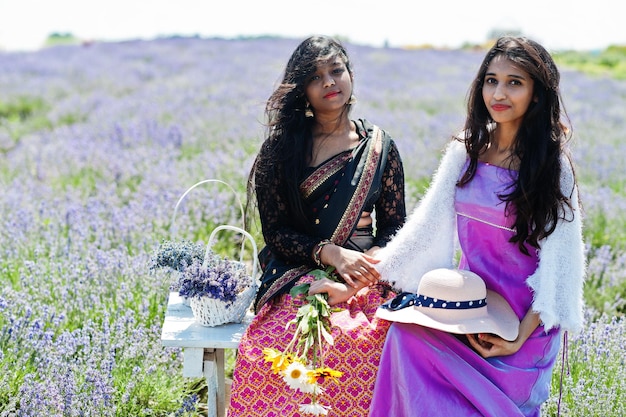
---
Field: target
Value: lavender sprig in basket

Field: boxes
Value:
[151,226,258,326]
[149,239,216,308]
[184,225,258,326]
[150,239,208,275]
[177,256,249,304]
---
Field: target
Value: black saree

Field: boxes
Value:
[254,120,391,312]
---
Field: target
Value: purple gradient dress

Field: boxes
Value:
[369,161,561,417]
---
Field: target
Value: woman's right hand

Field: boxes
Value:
[320,244,381,288]
[308,277,357,305]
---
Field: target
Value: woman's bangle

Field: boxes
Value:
[313,239,333,268]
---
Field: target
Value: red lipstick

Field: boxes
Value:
[491,104,510,111]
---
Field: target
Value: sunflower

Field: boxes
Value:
[307,367,343,384]
[262,347,293,375]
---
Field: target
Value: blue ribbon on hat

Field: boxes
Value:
[381,292,486,312]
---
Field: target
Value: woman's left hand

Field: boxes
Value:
[321,244,381,288]
[466,333,523,358]
[308,277,357,306]
[467,309,541,358]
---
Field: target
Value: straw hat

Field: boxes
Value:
[376,268,520,341]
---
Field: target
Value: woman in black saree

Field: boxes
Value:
[228,35,406,416]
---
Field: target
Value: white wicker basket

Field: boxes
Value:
[190,225,258,327]
[190,281,257,326]
[169,179,247,310]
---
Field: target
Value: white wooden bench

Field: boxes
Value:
[161,292,253,417]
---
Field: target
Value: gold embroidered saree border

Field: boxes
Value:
[332,127,382,243]
[299,153,353,199]
[256,265,310,309]
[257,126,383,310]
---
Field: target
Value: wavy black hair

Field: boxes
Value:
[246,36,354,226]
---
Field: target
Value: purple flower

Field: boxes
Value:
[0,36,624,416]
[177,257,251,303]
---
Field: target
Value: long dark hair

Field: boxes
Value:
[458,36,575,255]
[246,36,354,227]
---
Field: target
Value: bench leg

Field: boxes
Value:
[203,348,226,417]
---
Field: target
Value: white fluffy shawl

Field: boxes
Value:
[376,140,586,333]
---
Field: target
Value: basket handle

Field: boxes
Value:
[205,225,259,281]
[170,179,245,238]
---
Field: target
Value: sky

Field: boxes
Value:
[0,0,623,52]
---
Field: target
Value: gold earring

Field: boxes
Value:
[305,102,314,118]
[348,94,357,105]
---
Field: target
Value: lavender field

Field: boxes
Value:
[1,37,625,416]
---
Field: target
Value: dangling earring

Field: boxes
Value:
[347,94,357,105]
[305,102,314,118]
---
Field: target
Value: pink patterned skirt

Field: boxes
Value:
[228,276,395,416]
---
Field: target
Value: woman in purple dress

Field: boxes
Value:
[369,36,585,416]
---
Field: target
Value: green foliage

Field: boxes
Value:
[581,244,626,318]
[405,176,432,196]
[0,96,52,148]
[554,46,626,79]
[583,210,626,253]
[112,360,193,416]
[45,32,80,47]
[54,166,102,194]
[544,314,626,417]
[0,96,46,122]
